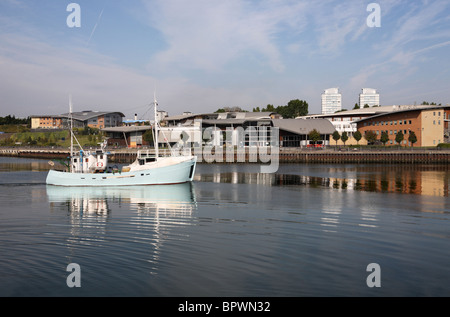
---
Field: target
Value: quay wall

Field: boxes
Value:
[1,147,450,164]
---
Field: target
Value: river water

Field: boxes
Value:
[0,156,449,297]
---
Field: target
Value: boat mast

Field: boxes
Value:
[69,95,73,172]
[154,93,159,158]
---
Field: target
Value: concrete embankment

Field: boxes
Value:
[276,149,450,164]
[1,147,450,164]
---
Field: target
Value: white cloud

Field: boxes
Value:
[141,0,309,74]
[1,0,449,118]
[0,31,274,117]
[311,1,367,54]
[348,0,450,98]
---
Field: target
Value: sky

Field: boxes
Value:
[0,0,449,119]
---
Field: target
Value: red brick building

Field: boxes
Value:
[356,106,450,146]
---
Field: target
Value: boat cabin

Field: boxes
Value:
[71,150,108,173]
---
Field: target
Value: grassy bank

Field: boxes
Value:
[0,128,104,148]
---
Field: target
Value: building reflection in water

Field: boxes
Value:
[194,165,449,233]
[194,165,449,197]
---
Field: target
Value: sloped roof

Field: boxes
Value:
[102,126,151,133]
[272,119,335,135]
[299,105,441,119]
[353,105,450,124]
[60,111,125,121]
[164,111,278,122]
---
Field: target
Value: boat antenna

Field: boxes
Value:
[69,94,73,172]
[68,95,83,157]
[153,92,159,158]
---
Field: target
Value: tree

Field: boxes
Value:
[353,103,360,110]
[262,104,276,112]
[275,99,309,118]
[364,104,370,108]
[395,130,404,146]
[380,131,389,146]
[332,131,340,146]
[364,130,377,145]
[143,129,154,145]
[0,115,29,125]
[408,131,417,147]
[252,107,260,112]
[353,130,362,145]
[308,129,321,143]
[215,106,247,113]
[341,131,348,146]
[287,99,308,118]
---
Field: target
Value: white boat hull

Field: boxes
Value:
[46,156,197,187]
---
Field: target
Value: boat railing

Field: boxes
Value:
[137,148,192,158]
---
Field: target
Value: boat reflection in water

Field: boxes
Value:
[46,183,197,280]
[47,182,197,217]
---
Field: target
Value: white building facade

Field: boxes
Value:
[321,88,342,115]
[359,88,380,107]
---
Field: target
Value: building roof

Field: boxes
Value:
[31,111,125,121]
[272,119,335,135]
[102,126,151,133]
[61,111,125,121]
[164,111,278,123]
[353,105,450,124]
[164,113,213,121]
[30,114,65,118]
[202,119,247,125]
[299,105,440,119]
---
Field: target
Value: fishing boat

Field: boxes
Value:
[46,96,197,187]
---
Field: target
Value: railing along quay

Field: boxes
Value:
[0,147,70,159]
[1,147,450,164]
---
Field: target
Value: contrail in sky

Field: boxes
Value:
[87,7,105,45]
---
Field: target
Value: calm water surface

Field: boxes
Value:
[0,156,449,296]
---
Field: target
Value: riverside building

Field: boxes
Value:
[31,111,124,130]
[355,105,450,146]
